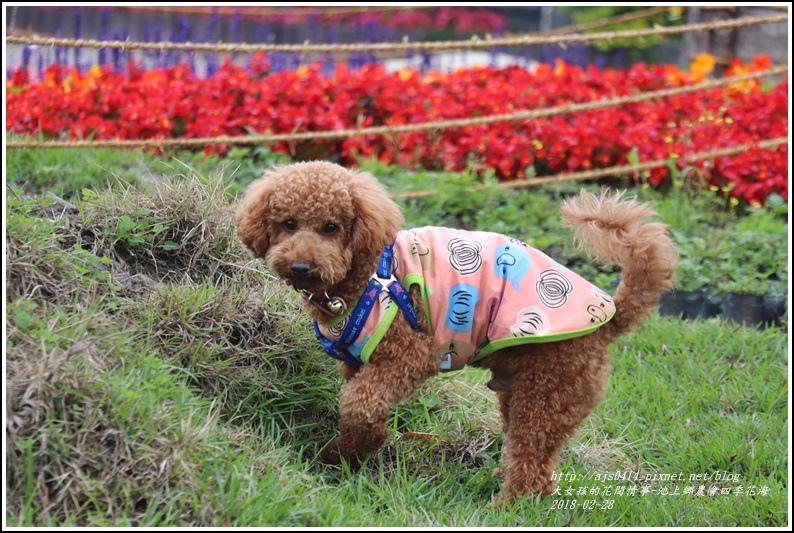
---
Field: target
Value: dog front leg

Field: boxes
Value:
[339,361,361,381]
[321,341,439,469]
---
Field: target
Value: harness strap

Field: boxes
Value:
[377,243,422,332]
[314,242,422,364]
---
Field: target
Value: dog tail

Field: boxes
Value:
[560,189,679,341]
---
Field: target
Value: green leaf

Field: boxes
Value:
[627,147,640,166]
[117,215,134,237]
[13,309,34,329]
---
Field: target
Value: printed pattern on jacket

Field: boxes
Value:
[317,227,616,371]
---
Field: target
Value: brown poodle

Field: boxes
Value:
[234,161,678,505]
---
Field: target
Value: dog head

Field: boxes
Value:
[234,161,404,293]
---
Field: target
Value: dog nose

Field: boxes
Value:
[290,261,312,277]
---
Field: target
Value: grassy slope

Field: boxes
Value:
[4,148,789,527]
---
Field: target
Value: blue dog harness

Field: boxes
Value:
[313,243,422,365]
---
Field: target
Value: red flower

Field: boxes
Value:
[6,54,787,206]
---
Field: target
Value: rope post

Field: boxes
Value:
[684,6,704,63]
[702,7,739,73]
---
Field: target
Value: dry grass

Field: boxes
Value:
[5,169,337,525]
[6,191,91,305]
[78,171,238,282]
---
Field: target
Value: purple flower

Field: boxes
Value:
[98,9,110,66]
[73,8,83,68]
[22,45,32,69]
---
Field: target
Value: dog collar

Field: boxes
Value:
[299,288,348,317]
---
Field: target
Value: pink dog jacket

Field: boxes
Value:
[316,227,616,371]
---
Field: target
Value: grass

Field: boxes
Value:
[5,138,156,201]
[3,146,789,527]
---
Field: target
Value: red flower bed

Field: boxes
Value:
[6,54,788,206]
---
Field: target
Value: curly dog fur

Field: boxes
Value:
[235,160,679,504]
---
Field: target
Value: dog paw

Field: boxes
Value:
[319,439,343,465]
[319,439,363,471]
[487,493,511,510]
[489,481,554,509]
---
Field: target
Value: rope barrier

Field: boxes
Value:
[6,14,787,54]
[3,6,671,63]
[7,6,681,63]
[6,65,787,150]
[390,138,789,200]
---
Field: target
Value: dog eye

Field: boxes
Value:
[323,223,339,235]
[284,219,297,231]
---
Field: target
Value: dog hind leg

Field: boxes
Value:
[494,344,610,504]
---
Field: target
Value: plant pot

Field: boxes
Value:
[659,290,786,328]
[658,291,722,320]
[722,293,786,328]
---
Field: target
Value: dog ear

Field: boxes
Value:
[349,170,404,259]
[234,175,278,258]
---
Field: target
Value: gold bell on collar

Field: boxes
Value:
[301,289,348,317]
[326,296,347,315]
